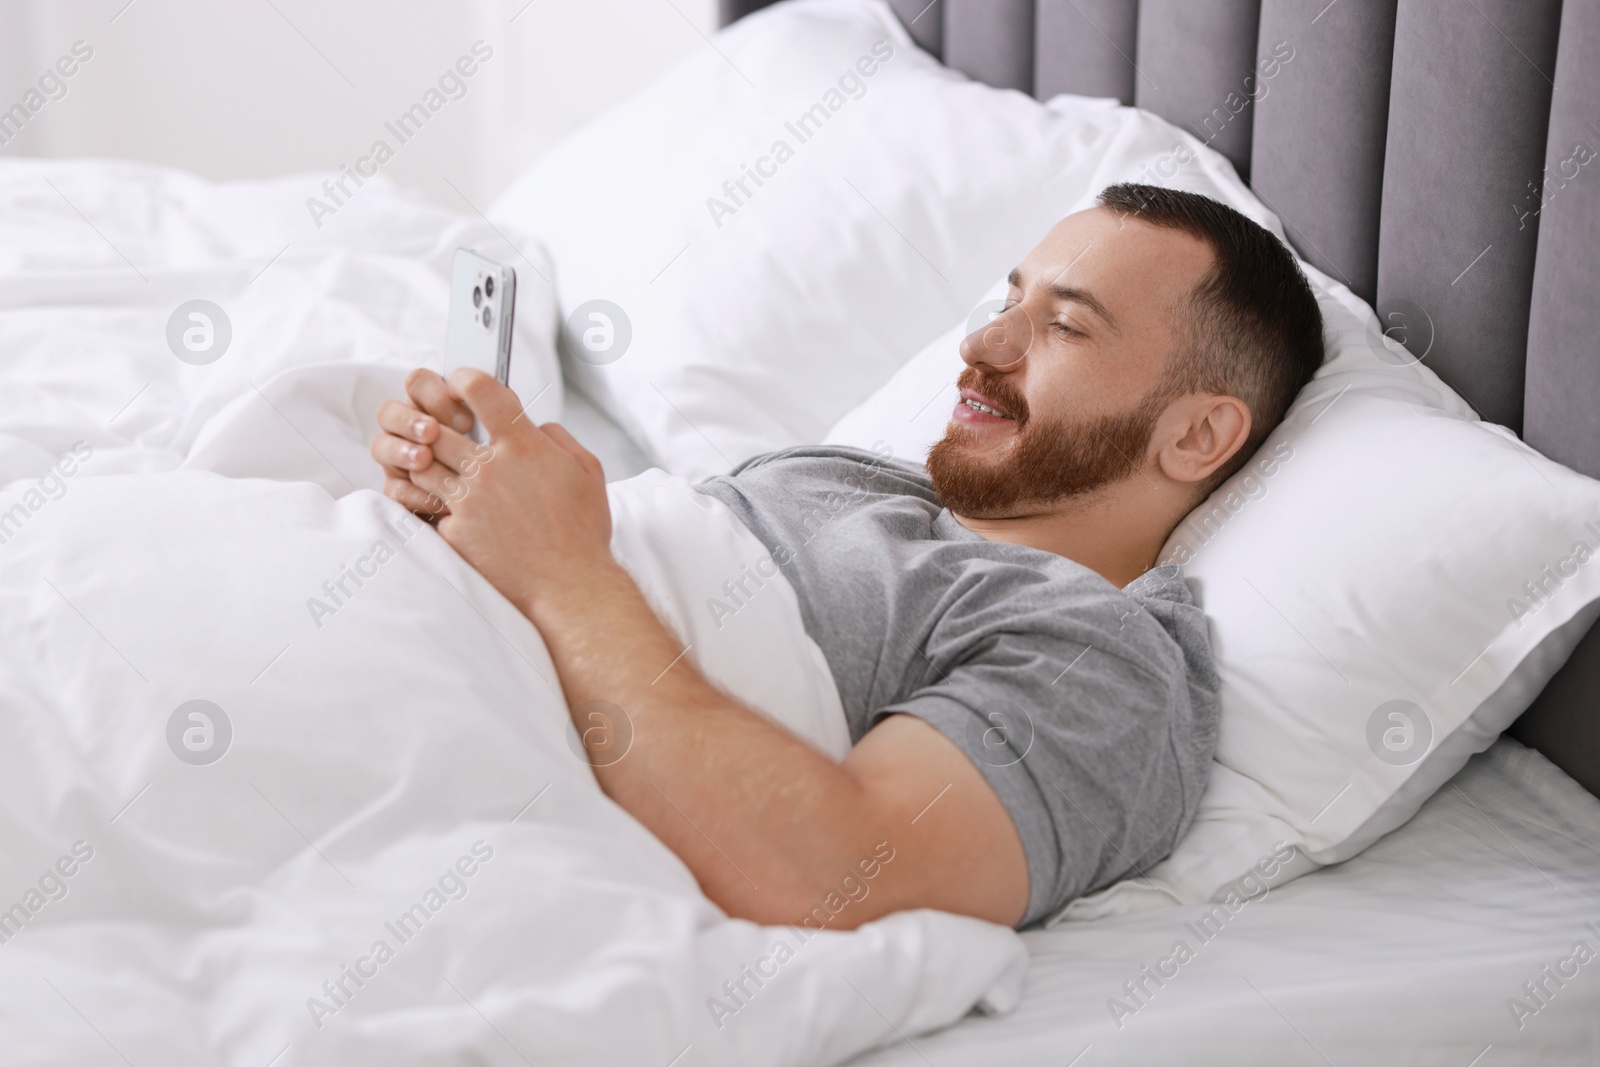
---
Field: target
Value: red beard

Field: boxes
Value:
[927,367,1172,517]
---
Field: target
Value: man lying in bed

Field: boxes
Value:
[368,184,1324,930]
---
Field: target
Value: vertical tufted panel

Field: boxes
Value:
[1035,0,1141,104]
[1375,0,1561,431]
[1135,0,1263,178]
[887,0,945,58]
[1511,0,1600,807]
[1524,0,1600,477]
[1249,0,1396,303]
[943,0,1035,92]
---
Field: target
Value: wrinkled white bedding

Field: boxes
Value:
[0,466,1025,1066]
[0,160,1028,1066]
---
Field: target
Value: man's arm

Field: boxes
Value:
[370,369,1029,929]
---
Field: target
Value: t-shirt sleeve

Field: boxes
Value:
[877,622,1203,927]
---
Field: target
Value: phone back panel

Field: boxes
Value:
[446,250,516,384]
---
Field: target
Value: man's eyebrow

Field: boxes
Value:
[1007,268,1118,332]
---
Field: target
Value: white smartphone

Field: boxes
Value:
[445,248,516,441]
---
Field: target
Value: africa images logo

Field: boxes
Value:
[166,700,232,766]
[1365,699,1432,767]
[165,300,232,365]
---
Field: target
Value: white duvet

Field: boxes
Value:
[0,160,1027,1065]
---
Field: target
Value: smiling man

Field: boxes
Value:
[370,183,1324,930]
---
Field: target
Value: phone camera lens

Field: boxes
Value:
[484,276,494,298]
[482,307,492,328]
[472,285,482,308]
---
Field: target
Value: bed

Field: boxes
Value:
[2,0,1598,1064]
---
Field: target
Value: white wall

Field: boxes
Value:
[0,0,718,207]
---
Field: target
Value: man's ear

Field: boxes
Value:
[1156,394,1252,487]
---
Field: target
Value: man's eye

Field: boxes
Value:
[1053,322,1081,336]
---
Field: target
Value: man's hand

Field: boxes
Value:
[368,367,615,616]
[369,367,481,519]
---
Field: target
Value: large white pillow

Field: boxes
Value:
[490,0,1159,479]
[826,195,1600,919]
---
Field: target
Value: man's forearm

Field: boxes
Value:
[374,369,1027,927]
[520,559,895,925]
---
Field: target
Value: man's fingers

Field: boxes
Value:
[447,368,525,442]
[409,460,472,506]
[406,367,476,434]
[370,367,487,520]
[370,432,432,472]
[376,399,442,445]
[419,421,494,477]
[383,474,448,518]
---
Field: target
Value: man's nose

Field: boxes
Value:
[958,302,1034,371]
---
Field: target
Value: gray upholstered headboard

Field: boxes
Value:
[722,0,1600,797]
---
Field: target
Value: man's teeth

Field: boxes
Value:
[964,397,1010,418]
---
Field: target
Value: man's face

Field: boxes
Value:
[928,206,1215,517]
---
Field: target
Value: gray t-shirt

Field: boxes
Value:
[696,445,1220,927]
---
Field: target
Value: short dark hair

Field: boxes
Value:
[1096,182,1324,490]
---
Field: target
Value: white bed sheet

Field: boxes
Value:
[850,737,1600,1066]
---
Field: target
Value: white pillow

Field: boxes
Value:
[490,0,1159,479]
[1122,270,1600,916]
[826,157,1600,921]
